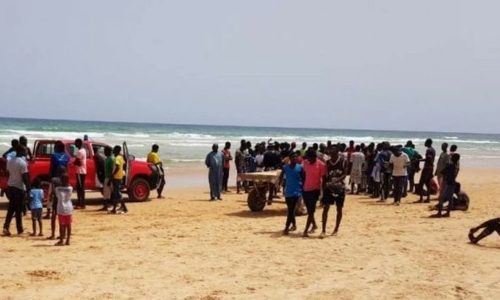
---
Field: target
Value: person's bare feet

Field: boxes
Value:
[65,241,70,246]
[54,241,64,246]
[303,232,309,238]
[290,225,297,232]
[38,233,43,237]
[331,230,338,236]
[283,229,289,236]
[319,232,326,239]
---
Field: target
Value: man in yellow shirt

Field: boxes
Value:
[110,145,128,214]
[147,144,165,199]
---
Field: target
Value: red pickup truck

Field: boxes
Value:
[0,140,161,202]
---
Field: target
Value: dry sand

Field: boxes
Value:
[0,168,499,299]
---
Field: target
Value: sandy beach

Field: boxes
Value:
[0,168,498,300]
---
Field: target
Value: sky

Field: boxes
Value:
[1,1,499,133]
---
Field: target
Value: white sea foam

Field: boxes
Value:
[168,158,205,163]
[166,132,216,140]
[4,129,105,139]
[168,143,213,147]
[109,132,150,138]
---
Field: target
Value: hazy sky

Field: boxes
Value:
[1,1,499,133]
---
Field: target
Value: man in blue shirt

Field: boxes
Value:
[282,152,304,235]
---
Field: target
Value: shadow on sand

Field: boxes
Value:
[0,196,148,212]
[225,208,288,219]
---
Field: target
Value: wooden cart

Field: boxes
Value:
[237,170,282,212]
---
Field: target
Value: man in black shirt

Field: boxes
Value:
[418,139,436,203]
[263,144,281,203]
[431,153,460,217]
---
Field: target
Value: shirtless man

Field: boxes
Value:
[321,146,346,238]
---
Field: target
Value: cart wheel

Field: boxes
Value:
[248,188,266,212]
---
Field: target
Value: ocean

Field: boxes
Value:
[1,117,499,168]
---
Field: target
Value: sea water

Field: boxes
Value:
[1,117,499,168]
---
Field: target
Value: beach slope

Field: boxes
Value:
[0,169,498,299]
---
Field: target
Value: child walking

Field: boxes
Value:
[29,181,44,236]
[55,174,73,246]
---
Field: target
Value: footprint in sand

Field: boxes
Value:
[26,270,61,280]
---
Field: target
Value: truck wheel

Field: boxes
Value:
[247,187,266,212]
[128,178,150,202]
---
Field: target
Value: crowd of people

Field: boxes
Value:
[1,136,134,245]
[205,138,475,238]
[0,134,496,246]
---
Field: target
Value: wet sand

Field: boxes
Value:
[0,168,499,299]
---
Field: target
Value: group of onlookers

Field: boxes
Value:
[205,137,466,237]
[1,136,129,245]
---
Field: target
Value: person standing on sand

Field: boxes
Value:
[402,141,416,195]
[222,142,232,192]
[206,144,224,201]
[2,146,30,236]
[19,136,33,161]
[345,140,355,175]
[2,139,19,160]
[432,153,460,218]
[235,140,247,194]
[110,146,128,214]
[29,180,44,236]
[350,145,365,194]
[417,139,436,203]
[390,146,410,206]
[450,144,460,173]
[45,141,70,219]
[302,149,326,237]
[55,173,73,246]
[282,152,304,235]
[435,143,450,197]
[263,143,282,204]
[74,138,87,209]
[147,144,166,199]
[101,146,114,211]
[364,143,376,195]
[321,146,346,238]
